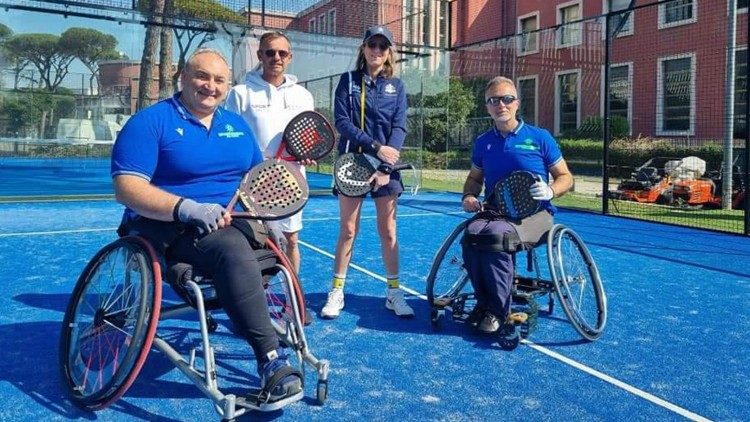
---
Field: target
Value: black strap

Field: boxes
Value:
[461,231,523,252]
[256,365,303,405]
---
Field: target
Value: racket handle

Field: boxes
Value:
[393,163,413,171]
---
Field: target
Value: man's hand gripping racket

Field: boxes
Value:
[492,171,545,220]
[334,153,418,197]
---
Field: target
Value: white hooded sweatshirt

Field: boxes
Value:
[225,69,315,159]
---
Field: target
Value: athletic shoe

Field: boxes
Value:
[385,288,415,318]
[466,305,487,328]
[256,349,303,408]
[477,312,500,333]
[321,288,344,319]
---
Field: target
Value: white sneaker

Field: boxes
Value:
[385,288,415,318]
[321,288,344,319]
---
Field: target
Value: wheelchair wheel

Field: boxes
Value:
[264,241,306,367]
[426,220,473,325]
[59,236,162,410]
[547,225,607,341]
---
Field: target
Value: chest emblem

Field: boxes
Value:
[384,83,396,94]
[176,128,183,136]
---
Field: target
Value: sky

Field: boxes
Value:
[0,5,357,82]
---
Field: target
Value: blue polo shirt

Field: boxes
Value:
[111,93,263,220]
[471,120,563,213]
[333,70,407,155]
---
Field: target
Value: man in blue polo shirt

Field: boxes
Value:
[460,76,574,344]
[111,48,303,409]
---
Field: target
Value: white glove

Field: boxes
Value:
[530,177,554,201]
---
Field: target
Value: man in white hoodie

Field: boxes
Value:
[226,31,314,278]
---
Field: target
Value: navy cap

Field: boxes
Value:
[363,25,394,46]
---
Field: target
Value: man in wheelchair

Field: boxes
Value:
[460,76,573,342]
[110,48,303,408]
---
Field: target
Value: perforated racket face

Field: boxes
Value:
[283,111,335,161]
[235,161,308,220]
[334,153,380,197]
[493,171,540,219]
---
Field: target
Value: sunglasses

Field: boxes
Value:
[263,49,290,59]
[366,39,390,51]
[486,95,517,106]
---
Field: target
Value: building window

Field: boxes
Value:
[556,70,580,135]
[309,18,316,33]
[517,76,537,125]
[659,0,696,29]
[739,0,748,13]
[557,1,581,47]
[735,49,747,138]
[609,64,631,132]
[328,10,336,35]
[605,0,633,36]
[517,13,539,55]
[657,54,694,134]
[318,14,326,34]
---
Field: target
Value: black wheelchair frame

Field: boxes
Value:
[58,232,329,420]
[426,220,607,342]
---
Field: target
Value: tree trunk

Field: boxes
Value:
[158,0,174,99]
[136,0,165,111]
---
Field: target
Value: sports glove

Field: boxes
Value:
[176,198,226,234]
[530,176,554,201]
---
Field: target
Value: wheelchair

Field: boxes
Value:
[426,219,607,342]
[58,229,330,420]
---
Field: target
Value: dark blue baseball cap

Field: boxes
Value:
[363,25,394,46]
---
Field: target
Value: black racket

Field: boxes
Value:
[334,152,413,197]
[493,171,541,220]
[226,160,308,220]
[274,111,335,161]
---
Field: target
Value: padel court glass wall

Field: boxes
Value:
[1,0,749,235]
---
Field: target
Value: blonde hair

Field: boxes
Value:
[354,43,395,78]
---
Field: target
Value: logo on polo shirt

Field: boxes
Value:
[384,83,396,95]
[514,138,538,151]
[218,123,245,139]
[176,128,183,136]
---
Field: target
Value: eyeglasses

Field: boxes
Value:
[366,39,390,51]
[486,95,517,106]
[263,49,290,59]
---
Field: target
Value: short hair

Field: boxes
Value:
[258,31,290,49]
[183,48,229,74]
[485,76,516,97]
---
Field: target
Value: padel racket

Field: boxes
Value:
[226,160,308,220]
[334,152,413,197]
[493,171,541,220]
[274,111,335,161]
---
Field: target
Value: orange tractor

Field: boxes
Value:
[612,155,747,209]
[611,157,677,205]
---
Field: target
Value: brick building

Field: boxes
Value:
[449,0,749,139]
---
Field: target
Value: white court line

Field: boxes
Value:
[0,227,115,238]
[0,211,465,238]
[298,238,712,422]
[1,212,713,420]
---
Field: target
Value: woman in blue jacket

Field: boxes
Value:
[321,25,414,319]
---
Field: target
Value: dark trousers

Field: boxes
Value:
[461,211,552,318]
[123,218,278,360]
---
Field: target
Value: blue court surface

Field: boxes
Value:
[1,192,749,421]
